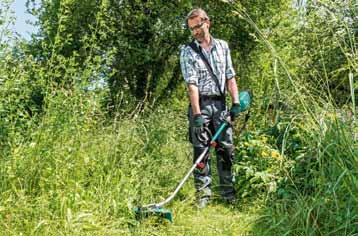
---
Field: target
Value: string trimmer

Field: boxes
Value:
[133,90,252,222]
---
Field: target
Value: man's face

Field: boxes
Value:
[187,16,209,42]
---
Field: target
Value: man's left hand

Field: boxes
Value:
[230,103,240,121]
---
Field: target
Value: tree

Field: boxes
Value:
[26,0,290,112]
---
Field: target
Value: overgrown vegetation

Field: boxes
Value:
[0,0,357,235]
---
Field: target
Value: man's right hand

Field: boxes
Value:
[193,114,204,128]
[193,114,210,144]
[193,114,205,137]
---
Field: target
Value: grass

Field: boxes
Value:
[1,91,356,235]
[0,93,262,235]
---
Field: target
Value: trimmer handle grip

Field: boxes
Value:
[210,121,228,146]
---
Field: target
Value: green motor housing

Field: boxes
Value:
[239,90,252,112]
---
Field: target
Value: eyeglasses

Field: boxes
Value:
[188,20,206,32]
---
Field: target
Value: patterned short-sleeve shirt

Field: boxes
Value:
[180,37,236,96]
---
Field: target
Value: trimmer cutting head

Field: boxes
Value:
[133,119,233,223]
[134,206,173,222]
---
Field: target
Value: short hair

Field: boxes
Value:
[185,8,210,26]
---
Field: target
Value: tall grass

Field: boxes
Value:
[230,1,358,235]
[0,88,191,235]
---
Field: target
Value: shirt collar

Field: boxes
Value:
[194,36,217,50]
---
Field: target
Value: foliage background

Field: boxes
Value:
[0,0,357,235]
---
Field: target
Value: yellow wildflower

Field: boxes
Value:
[271,150,283,160]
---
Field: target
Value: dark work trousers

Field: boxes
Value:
[188,98,235,200]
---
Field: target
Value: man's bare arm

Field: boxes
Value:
[188,84,201,115]
[227,77,239,104]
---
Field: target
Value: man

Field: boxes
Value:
[180,8,240,208]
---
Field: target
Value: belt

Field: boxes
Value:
[200,95,224,101]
